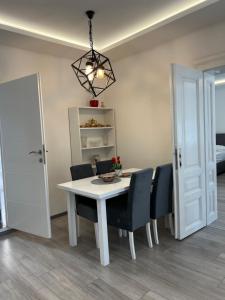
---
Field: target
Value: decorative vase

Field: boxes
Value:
[103,135,108,146]
[81,135,87,148]
[90,99,99,107]
[115,169,122,177]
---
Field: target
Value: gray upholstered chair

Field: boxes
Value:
[70,164,94,181]
[150,163,173,245]
[96,160,113,175]
[70,164,99,248]
[96,159,128,238]
[107,168,154,259]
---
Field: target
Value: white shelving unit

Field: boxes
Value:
[69,106,117,167]
[80,127,114,130]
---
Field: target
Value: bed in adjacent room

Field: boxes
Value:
[216,134,225,175]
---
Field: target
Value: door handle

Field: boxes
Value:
[178,148,182,168]
[42,144,48,164]
[28,150,42,155]
[28,146,48,164]
[175,147,182,169]
[174,148,178,170]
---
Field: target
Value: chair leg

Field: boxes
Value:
[122,230,127,237]
[168,213,174,236]
[128,232,136,260]
[152,219,159,245]
[118,229,123,238]
[94,223,100,249]
[76,215,80,237]
[164,215,169,229]
[146,222,153,248]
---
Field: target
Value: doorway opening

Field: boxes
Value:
[205,66,225,231]
[0,142,6,231]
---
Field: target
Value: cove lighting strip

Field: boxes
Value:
[101,0,219,51]
[0,0,219,52]
[215,79,225,86]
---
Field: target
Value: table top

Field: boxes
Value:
[57,168,140,200]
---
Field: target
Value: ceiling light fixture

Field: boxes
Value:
[71,11,116,97]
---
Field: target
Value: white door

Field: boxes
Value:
[0,74,51,238]
[204,73,217,225]
[171,64,206,239]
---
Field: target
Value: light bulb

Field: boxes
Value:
[88,73,94,81]
[97,66,105,79]
[86,61,94,81]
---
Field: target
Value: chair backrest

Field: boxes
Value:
[70,163,94,181]
[151,163,173,219]
[128,168,153,231]
[96,160,113,175]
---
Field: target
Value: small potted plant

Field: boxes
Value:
[112,156,122,176]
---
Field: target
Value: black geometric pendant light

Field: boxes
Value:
[71,11,116,97]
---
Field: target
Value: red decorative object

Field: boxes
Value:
[112,156,116,164]
[112,156,122,170]
[90,99,99,107]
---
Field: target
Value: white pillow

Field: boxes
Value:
[216,145,225,151]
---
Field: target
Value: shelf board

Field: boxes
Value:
[80,127,114,130]
[78,106,113,111]
[82,145,115,150]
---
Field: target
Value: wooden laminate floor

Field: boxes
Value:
[1,176,225,300]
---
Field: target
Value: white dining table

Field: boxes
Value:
[57,168,140,266]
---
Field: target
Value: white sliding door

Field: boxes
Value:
[204,73,217,225]
[171,64,206,239]
[0,74,51,238]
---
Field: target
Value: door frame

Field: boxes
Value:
[36,73,51,237]
[203,72,217,225]
[195,57,225,227]
[170,65,179,239]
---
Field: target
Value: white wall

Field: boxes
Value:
[0,45,90,216]
[215,85,225,133]
[104,21,225,169]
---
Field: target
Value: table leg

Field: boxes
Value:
[97,199,109,266]
[67,192,77,246]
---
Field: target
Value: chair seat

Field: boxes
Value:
[107,194,131,231]
[76,195,97,223]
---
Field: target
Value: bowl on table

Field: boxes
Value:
[120,172,132,178]
[98,172,116,183]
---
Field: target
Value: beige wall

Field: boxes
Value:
[1,20,225,216]
[104,21,225,169]
[0,45,90,216]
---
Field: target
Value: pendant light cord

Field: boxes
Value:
[89,19,94,50]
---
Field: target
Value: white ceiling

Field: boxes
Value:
[0,0,220,52]
[105,0,225,60]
